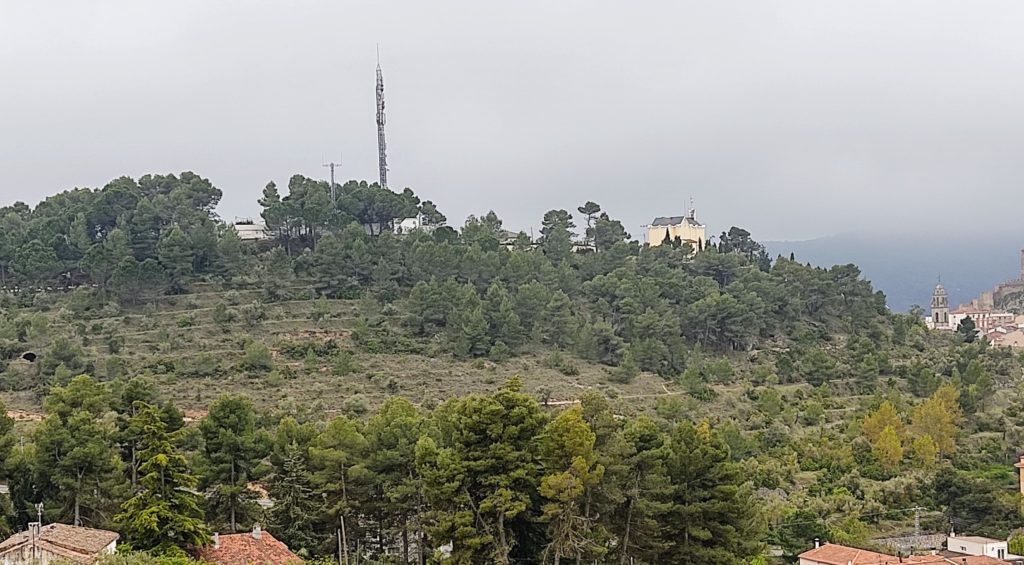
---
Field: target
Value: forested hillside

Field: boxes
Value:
[1,172,1023,564]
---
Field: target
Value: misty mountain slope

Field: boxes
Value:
[767,232,1024,312]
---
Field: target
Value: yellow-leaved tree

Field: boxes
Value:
[861,401,903,443]
[873,425,904,470]
[910,384,962,456]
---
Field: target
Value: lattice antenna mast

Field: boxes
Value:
[323,155,342,204]
[376,47,388,190]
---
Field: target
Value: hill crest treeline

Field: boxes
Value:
[0,171,890,372]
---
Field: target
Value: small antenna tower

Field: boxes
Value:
[322,155,342,204]
[376,45,389,190]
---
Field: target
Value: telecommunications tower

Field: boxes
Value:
[375,50,388,190]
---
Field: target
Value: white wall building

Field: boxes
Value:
[946,533,1020,561]
[232,219,271,241]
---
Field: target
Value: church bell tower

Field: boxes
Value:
[931,283,949,329]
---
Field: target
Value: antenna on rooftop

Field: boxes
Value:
[322,155,342,204]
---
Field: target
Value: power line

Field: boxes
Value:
[776,505,933,528]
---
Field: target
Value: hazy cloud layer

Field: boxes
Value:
[3,1,1023,241]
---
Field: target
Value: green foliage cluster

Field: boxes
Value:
[5,172,1024,564]
[0,377,762,564]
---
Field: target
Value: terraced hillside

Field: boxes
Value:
[0,283,700,419]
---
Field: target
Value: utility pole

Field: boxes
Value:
[323,156,342,205]
[376,45,389,190]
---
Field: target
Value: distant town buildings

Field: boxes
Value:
[643,206,706,248]
[992,249,1024,305]
[926,248,1024,349]
[799,539,1020,564]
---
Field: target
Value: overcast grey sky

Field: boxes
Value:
[2,1,1023,241]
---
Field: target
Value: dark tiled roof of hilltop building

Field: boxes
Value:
[650,216,703,227]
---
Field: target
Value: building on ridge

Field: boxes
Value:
[644,206,706,249]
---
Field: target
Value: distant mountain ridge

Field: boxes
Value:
[766,231,1024,313]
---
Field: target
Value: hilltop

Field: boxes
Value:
[2,172,1024,563]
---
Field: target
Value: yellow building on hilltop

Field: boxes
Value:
[644,208,706,248]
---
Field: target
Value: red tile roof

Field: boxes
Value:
[0,523,118,564]
[195,530,302,565]
[799,543,1009,565]
[799,543,898,564]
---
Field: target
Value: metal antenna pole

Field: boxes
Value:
[376,47,389,190]
[323,156,342,204]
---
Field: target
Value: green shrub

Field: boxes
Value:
[344,394,369,416]
[212,302,236,325]
[240,342,273,372]
[331,350,359,376]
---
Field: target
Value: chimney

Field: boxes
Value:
[252,524,261,540]
[814,538,820,549]
[28,522,40,537]
[213,533,219,549]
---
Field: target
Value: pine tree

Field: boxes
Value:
[310,415,369,562]
[539,291,577,349]
[658,421,764,564]
[538,407,606,564]
[32,375,125,527]
[116,403,209,555]
[0,399,13,480]
[611,416,671,564]
[364,398,427,563]
[269,443,318,555]
[484,282,524,348]
[157,226,193,292]
[198,396,266,532]
[417,378,546,564]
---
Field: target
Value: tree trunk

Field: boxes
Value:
[619,474,638,565]
[74,471,83,526]
[130,443,138,487]
[496,513,509,565]
[577,488,593,565]
[402,520,409,564]
[230,460,237,532]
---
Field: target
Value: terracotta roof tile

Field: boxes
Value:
[195,530,302,565]
[799,543,1010,565]
[0,523,118,564]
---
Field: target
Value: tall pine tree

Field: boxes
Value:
[116,403,209,555]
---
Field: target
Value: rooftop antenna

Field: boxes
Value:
[375,44,389,190]
[322,154,342,205]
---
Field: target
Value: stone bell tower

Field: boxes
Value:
[931,283,949,329]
